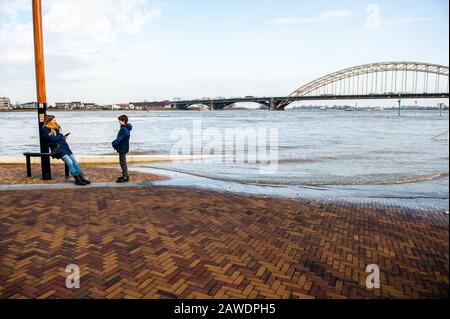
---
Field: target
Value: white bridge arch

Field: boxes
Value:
[290,62,449,97]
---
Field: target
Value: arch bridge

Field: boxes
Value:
[170,62,449,110]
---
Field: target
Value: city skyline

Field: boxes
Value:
[0,0,449,105]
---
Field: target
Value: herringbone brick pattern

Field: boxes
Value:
[0,186,448,299]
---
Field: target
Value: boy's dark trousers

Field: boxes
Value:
[119,153,128,178]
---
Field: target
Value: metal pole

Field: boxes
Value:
[398,98,401,117]
[366,72,369,95]
[395,70,398,92]
[352,76,355,95]
[414,65,418,93]
[32,0,51,180]
[357,74,360,95]
[391,71,394,92]
[375,71,378,94]
[436,74,440,94]
[405,70,408,92]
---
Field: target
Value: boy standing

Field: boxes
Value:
[112,115,133,183]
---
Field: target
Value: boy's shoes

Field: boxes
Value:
[116,176,130,183]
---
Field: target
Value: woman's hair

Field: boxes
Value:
[118,115,128,124]
[43,115,56,127]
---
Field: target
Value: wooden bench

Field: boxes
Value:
[23,152,70,179]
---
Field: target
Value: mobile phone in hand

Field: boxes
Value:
[64,132,71,137]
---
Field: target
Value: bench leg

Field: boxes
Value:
[41,155,52,181]
[65,163,70,179]
[26,156,31,178]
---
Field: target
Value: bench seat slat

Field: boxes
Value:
[23,153,51,157]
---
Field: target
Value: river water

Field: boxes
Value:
[0,110,448,211]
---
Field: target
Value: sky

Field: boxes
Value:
[0,0,449,105]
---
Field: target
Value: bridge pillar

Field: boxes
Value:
[269,99,286,111]
[269,99,277,111]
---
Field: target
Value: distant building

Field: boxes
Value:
[55,102,80,109]
[83,103,98,110]
[55,102,73,110]
[0,97,11,109]
[19,102,37,109]
[112,104,129,110]
[130,101,170,110]
[55,102,98,110]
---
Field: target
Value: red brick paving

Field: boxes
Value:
[0,186,448,299]
[0,164,166,185]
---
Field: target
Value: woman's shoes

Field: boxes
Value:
[74,175,88,186]
[116,176,130,183]
[80,175,91,185]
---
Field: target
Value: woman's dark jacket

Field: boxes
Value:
[41,127,73,158]
[112,124,133,154]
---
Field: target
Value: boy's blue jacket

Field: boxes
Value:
[112,124,132,154]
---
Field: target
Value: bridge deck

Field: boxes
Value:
[171,93,449,110]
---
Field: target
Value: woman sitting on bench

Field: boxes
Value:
[41,115,91,186]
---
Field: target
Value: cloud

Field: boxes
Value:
[0,23,34,63]
[364,3,440,30]
[0,0,163,64]
[386,16,440,25]
[118,5,162,34]
[0,0,29,25]
[270,10,353,26]
[0,0,164,104]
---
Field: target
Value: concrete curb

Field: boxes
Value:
[0,155,222,165]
